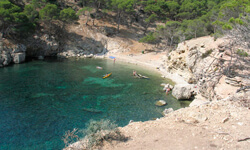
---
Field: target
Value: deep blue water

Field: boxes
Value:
[0,58,189,150]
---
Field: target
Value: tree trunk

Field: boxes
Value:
[85,13,89,26]
[143,22,150,35]
[170,36,173,48]
[117,11,121,33]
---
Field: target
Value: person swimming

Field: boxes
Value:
[133,70,137,76]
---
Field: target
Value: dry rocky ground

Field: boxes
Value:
[103,98,250,150]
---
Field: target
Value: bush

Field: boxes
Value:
[139,32,158,44]
[83,119,127,149]
[62,128,79,147]
[237,49,249,57]
[202,49,213,58]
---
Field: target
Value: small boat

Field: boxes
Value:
[103,72,112,79]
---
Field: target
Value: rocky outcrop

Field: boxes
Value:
[13,53,26,64]
[172,84,195,100]
[0,40,27,67]
[162,108,174,115]
[25,34,59,57]
[163,36,250,102]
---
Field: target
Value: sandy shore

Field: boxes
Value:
[105,51,188,85]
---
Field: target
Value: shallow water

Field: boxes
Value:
[0,58,189,149]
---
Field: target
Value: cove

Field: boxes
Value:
[0,58,189,150]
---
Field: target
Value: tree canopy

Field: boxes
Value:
[0,0,248,44]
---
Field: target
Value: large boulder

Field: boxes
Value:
[172,84,194,100]
[13,52,26,64]
[2,52,11,66]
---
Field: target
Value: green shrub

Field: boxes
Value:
[139,32,158,44]
[237,49,249,57]
[83,119,127,149]
[168,55,171,60]
[202,49,213,58]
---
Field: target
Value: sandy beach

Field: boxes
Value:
[105,51,188,85]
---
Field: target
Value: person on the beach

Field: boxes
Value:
[114,58,116,63]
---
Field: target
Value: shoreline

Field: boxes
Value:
[103,52,188,85]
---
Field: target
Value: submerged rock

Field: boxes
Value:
[162,108,174,116]
[155,100,167,106]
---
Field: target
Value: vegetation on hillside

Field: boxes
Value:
[0,0,249,47]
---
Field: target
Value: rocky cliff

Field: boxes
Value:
[163,36,250,103]
[0,36,26,67]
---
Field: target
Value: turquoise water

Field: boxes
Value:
[0,58,188,150]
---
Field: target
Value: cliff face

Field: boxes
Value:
[164,36,250,101]
[0,37,26,67]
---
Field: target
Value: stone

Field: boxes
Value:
[2,52,11,66]
[101,26,116,36]
[189,99,210,107]
[155,100,167,106]
[172,84,194,100]
[162,108,174,115]
[13,53,25,64]
[85,54,94,58]
[38,56,44,60]
[12,44,26,53]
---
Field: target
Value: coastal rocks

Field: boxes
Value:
[162,108,174,116]
[189,99,210,107]
[172,84,194,100]
[25,34,59,56]
[1,51,11,66]
[12,44,26,53]
[38,56,44,60]
[155,100,167,106]
[0,41,27,67]
[225,77,242,87]
[186,47,201,72]
[13,53,26,64]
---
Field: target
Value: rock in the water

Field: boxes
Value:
[38,56,44,60]
[2,52,11,66]
[172,84,194,100]
[155,100,167,106]
[13,52,25,64]
[162,108,174,115]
